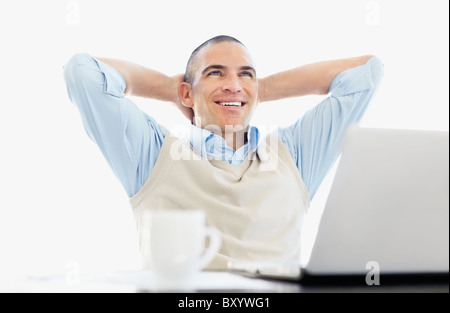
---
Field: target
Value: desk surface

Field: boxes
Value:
[2,270,448,293]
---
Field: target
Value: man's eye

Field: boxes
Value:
[240,71,254,78]
[208,71,222,76]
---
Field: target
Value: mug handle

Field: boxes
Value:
[196,227,222,270]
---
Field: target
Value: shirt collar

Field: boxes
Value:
[247,125,260,152]
[188,124,260,158]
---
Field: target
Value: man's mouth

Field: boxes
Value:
[215,101,245,107]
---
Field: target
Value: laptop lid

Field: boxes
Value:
[305,126,449,275]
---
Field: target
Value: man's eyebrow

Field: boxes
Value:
[201,65,225,75]
[240,66,256,75]
[201,65,256,75]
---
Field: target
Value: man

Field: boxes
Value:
[63,35,383,269]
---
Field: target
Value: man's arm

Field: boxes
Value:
[96,57,193,121]
[63,53,171,197]
[258,55,375,102]
[274,56,384,199]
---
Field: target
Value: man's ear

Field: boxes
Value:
[179,82,194,108]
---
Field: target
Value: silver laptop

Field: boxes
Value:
[229,126,449,281]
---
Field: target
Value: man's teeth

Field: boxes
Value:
[218,102,243,107]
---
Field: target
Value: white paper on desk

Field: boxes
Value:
[1,274,135,293]
[1,270,275,292]
[102,270,276,292]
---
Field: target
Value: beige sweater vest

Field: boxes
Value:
[130,132,310,270]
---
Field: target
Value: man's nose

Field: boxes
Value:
[221,75,243,93]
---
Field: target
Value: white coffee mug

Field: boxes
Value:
[140,209,221,290]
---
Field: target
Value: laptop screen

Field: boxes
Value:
[305,126,449,275]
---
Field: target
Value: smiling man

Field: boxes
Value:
[179,37,258,151]
[63,35,383,269]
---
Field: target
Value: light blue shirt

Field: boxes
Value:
[63,53,383,199]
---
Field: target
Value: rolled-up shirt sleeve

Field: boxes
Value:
[278,57,384,200]
[63,53,166,197]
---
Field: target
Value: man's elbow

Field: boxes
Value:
[368,56,384,89]
[63,53,93,86]
[63,53,104,104]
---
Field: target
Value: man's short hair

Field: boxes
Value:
[184,35,245,84]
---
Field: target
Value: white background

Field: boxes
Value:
[0,0,448,278]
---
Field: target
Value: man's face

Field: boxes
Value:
[181,41,259,134]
